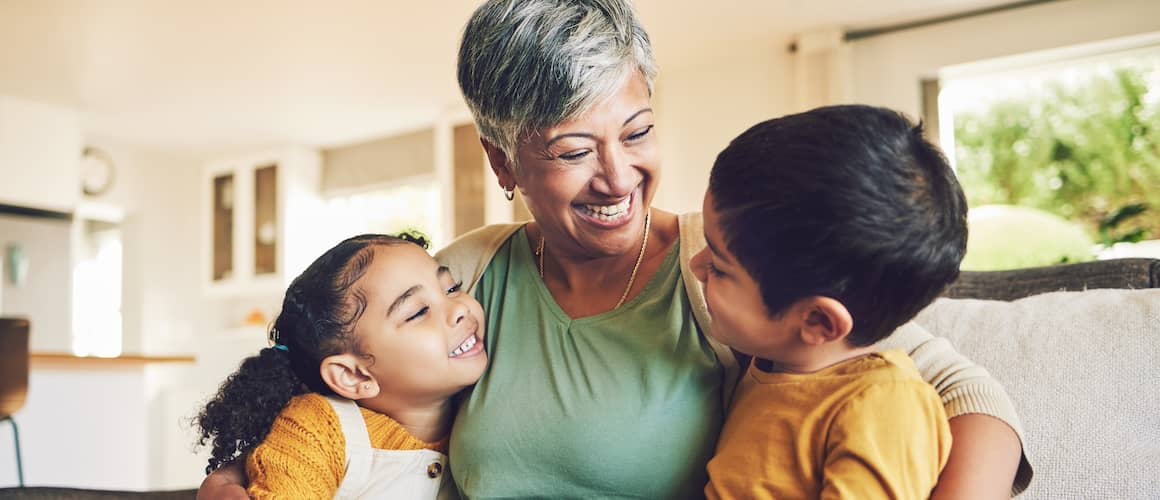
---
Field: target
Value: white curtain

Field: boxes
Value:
[793,27,852,111]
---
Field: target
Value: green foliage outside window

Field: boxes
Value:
[952,63,1160,265]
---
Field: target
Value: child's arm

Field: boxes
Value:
[821,382,952,500]
[245,395,347,499]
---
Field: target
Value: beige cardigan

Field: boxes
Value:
[436,212,1032,493]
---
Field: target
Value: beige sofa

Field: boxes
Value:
[918,258,1159,499]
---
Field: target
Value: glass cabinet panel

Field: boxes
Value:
[212,173,235,281]
[254,164,278,276]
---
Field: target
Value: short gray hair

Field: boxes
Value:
[457,0,658,165]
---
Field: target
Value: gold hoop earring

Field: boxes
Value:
[503,187,515,201]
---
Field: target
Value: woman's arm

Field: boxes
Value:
[197,462,248,500]
[876,322,1032,496]
[932,414,1023,500]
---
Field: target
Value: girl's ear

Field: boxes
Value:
[480,138,517,192]
[320,354,379,400]
[798,297,854,346]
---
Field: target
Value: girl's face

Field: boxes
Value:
[352,243,487,403]
[493,71,660,260]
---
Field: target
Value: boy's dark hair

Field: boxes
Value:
[709,105,967,347]
[194,232,428,473]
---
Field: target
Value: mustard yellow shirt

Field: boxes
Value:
[245,393,448,499]
[706,349,952,500]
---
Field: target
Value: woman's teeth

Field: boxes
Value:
[449,335,478,358]
[580,198,631,221]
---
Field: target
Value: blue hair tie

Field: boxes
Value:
[273,344,289,352]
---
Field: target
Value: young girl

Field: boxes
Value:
[196,233,487,499]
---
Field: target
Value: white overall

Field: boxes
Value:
[326,397,456,500]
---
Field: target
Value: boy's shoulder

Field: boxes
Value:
[856,349,928,383]
[828,350,947,425]
[836,349,942,402]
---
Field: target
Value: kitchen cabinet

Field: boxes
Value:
[0,97,81,213]
[202,147,326,295]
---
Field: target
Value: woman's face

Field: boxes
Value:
[495,72,659,260]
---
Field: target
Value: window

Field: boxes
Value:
[321,179,444,251]
[937,40,1160,270]
[72,217,123,357]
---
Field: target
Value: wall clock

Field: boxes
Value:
[81,146,116,196]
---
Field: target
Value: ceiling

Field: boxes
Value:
[0,0,1020,153]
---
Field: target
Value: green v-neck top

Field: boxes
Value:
[449,227,726,499]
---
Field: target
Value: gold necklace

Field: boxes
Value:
[537,210,652,310]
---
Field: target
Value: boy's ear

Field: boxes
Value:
[320,354,379,400]
[480,138,517,193]
[797,297,853,346]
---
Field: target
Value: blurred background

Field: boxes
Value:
[0,0,1156,491]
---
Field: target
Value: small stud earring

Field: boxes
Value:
[363,383,371,390]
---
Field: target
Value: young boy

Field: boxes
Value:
[694,105,965,499]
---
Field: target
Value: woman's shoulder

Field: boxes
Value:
[435,223,525,292]
[435,223,522,262]
[676,211,703,236]
[676,211,705,258]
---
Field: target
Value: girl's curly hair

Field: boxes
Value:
[194,232,428,473]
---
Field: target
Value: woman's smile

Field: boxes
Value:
[573,189,637,229]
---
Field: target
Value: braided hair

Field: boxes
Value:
[195,232,429,473]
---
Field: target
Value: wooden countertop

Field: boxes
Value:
[31,352,197,367]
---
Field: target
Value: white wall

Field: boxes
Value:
[652,42,796,214]
[0,215,73,353]
[88,141,233,490]
[82,141,213,356]
[849,0,1160,118]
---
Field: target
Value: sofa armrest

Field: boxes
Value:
[944,258,1160,301]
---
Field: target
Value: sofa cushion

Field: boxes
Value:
[914,289,1159,499]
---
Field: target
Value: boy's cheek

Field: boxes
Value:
[704,297,729,340]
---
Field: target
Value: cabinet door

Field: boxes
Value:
[203,148,320,295]
[253,164,278,276]
[211,173,235,282]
